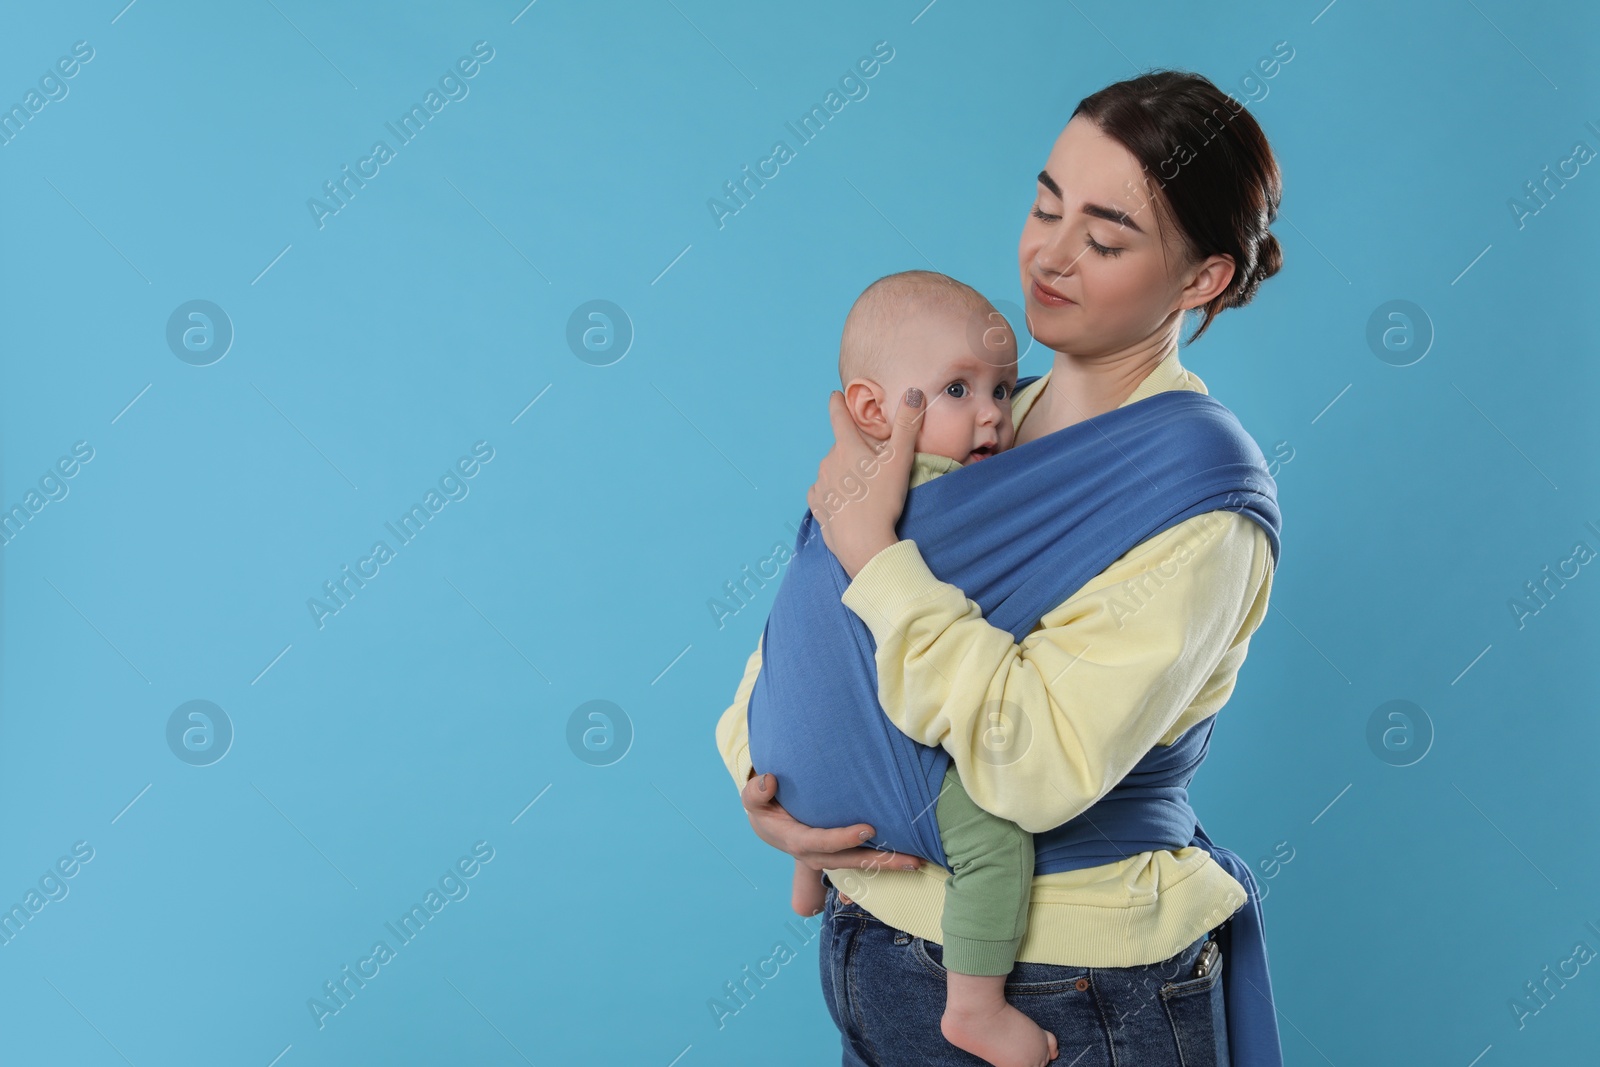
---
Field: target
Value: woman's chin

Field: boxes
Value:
[1025,327,1075,354]
[1021,305,1076,344]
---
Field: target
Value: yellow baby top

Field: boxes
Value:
[715,349,1276,967]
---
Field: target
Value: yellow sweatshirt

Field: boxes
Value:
[715,350,1276,967]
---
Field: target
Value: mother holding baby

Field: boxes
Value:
[717,70,1285,1066]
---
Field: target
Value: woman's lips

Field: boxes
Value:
[1031,276,1075,307]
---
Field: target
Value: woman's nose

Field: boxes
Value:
[1037,228,1079,280]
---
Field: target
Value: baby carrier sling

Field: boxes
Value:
[747,376,1285,1065]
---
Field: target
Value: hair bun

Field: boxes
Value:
[1228,230,1282,309]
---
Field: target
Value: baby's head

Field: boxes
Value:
[838,270,1019,466]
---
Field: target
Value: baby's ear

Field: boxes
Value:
[841,378,892,441]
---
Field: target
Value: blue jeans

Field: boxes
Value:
[818,880,1229,1067]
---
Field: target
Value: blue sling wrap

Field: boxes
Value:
[747,378,1286,1065]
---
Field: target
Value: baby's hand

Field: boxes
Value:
[791,860,827,917]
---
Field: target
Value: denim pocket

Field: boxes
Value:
[1158,965,1222,999]
[907,935,949,982]
[1159,946,1227,1067]
[910,936,1091,995]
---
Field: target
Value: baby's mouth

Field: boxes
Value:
[968,444,996,462]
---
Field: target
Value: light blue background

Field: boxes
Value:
[1,1,1596,1064]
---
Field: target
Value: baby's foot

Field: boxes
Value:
[941,999,1058,1067]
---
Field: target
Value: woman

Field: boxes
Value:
[717,70,1284,1066]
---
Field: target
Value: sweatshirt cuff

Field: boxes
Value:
[730,746,754,790]
[840,539,949,643]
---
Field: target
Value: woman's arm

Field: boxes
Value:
[841,511,1275,833]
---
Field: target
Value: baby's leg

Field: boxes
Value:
[791,859,826,917]
[934,763,1057,1067]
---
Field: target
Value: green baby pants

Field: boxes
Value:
[933,761,1035,976]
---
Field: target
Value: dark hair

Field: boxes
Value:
[1071,69,1283,344]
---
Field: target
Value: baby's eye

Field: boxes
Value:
[993,382,1012,400]
[945,382,968,399]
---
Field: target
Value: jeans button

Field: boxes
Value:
[1075,978,1089,991]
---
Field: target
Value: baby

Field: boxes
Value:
[790,269,1057,1067]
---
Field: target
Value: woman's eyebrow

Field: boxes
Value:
[1036,169,1145,235]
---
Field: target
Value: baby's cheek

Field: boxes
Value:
[915,406,961,454]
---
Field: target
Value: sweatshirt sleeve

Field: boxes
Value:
[714,632,764,791]
[839,511,1274,833]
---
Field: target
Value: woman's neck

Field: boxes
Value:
[1016,334,1178,445]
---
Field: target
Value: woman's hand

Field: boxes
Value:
[741,771,923,876]
[805,388,925,579]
